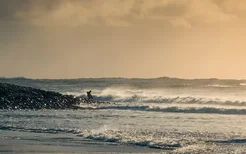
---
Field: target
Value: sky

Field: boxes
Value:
[1,0,246,79]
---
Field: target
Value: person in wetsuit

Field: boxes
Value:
[86,90,93,101]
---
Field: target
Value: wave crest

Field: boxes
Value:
[77,94,246,106]
[80,104,246,115]
[79,126,181,150]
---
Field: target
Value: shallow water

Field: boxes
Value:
[1,109,246,153]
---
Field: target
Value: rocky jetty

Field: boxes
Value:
[0,83,80,109]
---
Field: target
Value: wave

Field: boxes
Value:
[79,126,182,150]
[0,125,181,150]
[77,93,246,106]
[204,84,236,88]
[240,83,246,86]
[82,104,246,115]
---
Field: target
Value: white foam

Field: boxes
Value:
[79,125,181,149]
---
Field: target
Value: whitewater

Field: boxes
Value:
[1,77,246,153]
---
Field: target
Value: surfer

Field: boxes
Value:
[86,90,93,101]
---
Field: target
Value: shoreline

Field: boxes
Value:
[0,138,163,154]
[0,129,163,154]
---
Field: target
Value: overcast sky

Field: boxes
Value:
[1,0,246,79]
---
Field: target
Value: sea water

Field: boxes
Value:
[1,77,246,153]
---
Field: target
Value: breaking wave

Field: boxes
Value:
[76,93,246,106]
[0,125,181,150]
[79,126,182,150]
[71,87,246,107]
[204,84,236,88]
[79,104,246,115]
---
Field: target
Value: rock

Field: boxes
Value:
[0,83,79,110]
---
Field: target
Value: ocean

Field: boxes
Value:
[1,77,246,153]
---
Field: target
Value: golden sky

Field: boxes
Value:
[1,0,246,79]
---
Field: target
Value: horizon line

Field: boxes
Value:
[1,76,246,81]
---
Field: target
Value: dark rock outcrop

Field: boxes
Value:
[0,83,79,109]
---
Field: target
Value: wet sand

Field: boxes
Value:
[0,137,162,154]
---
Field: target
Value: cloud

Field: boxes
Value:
[216,0,246,12]
[185,0,238,24]
[0,0,243,28]
[13,0,135,27]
